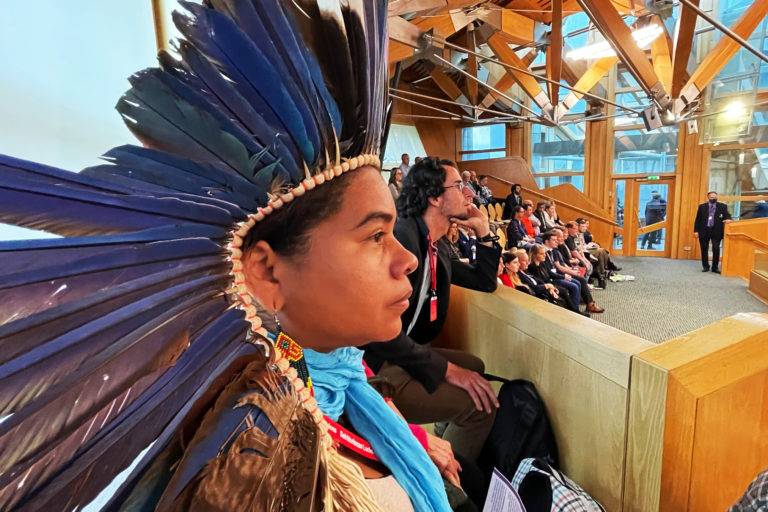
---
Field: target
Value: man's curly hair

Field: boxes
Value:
[396,157,456,218]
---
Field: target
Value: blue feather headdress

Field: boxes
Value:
[0,0,398,510]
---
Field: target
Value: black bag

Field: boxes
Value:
[478,376,559,480]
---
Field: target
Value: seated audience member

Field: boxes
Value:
[513,249,562,303]
[388,167,403,201]
[365,157,500,465]
[542,202,563,230]
[506,205,535,250]
[523,200,542,237]
[415,156,423,164]
[527,243,585,315]
[458,227,477,263]
[499,252,532,294]
[553,225,580,269]
[477,175,495,205]
[502,183,524,219]
[461,170,479,204]
[576,218,621,273]
[446,222,469,263]
[543,231,604,313]
[564,221,594,279]
[533,201,549,229]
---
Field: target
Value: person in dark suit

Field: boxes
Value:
[506,205,534,249]
[641,191,667,249]
[694,191,732,273]
[502,183,524,219]
[364,157,501,462]
[528,243,585,315]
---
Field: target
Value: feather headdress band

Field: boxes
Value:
[0,0,393,510]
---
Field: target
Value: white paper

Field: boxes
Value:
[482,468,526,512]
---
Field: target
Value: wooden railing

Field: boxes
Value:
[484,175,618,249]
[722,218,768,280]
[435,286,768,512]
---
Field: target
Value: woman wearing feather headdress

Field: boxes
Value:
[0,0,462,511]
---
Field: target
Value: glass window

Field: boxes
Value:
[462,151,506,161]
[461,124,505,152]
[534,175,584,190]
[0,1,157,242]
[382,124,427,168]
[613,126,678,175]
[531,122,586,190]
[710,147,768,219]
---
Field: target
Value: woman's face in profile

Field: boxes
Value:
[250,167,418,351]
[395,169,402,183]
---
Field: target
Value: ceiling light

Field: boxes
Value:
[566,25,664,60]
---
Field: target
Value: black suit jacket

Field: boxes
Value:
[363,216,501,392]
[518,270,549,298]
[502,193,523,219]
[694,202,731,239]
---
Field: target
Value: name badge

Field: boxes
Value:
[430,294,438,322]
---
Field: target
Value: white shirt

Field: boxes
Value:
[399,162,410,178]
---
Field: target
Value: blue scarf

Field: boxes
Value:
[304,347,451,512]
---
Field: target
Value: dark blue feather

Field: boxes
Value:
[175,2,318,167]
[172,41,301,172]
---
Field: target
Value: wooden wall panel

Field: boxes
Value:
[414,119,458,162]
[633,312,768,512]
[458,156,538,188]
[584,119,615,211]
[508,122,532,162]
[436,286,653,511]
[670,128,710,260]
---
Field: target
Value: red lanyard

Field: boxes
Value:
[426,234,438,321]
[323,415,380,461]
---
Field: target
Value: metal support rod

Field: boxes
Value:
[390,89,530,121]
[388,94,475,121]
[678,0,768,67]
[392,113,463,121]
[436,37,644,115]
[429,54,538,116]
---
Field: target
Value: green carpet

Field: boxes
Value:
[588,256,768,344]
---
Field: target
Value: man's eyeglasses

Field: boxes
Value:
[443,182,465,192]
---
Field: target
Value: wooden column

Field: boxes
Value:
[669,127,710,260]
[508,122,531,163]
[584,119,614,211]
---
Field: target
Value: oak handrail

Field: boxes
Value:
[726,232,768,252]
[488,175,618,226]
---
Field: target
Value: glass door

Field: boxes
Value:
[612,177,675,257]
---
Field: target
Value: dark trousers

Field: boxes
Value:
[699,226,722,269]
[377,348,496,462]
[554,278,581,310]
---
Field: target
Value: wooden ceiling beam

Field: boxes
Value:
[555,56,618,119]
[547,0,563,103]
[676,0,768,113]
[650,16,673,94]
[387,13,475,64]
[486,32,554,118]
[477,8,537,46]
[576,0,667,105]
[670,0,698,98]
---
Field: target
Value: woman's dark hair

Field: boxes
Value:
[241,168,363,258]
[396,156,455,218]
[501,252,517,265]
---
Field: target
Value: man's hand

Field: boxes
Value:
[723,219,733,224]
[693,232,699,239]
[444,362,499,413]
[426,433,462,487]
[450,205,490,239]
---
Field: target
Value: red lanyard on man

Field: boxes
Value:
[426,234,438,321]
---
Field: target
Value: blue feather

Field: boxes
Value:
[175,2,318,166]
